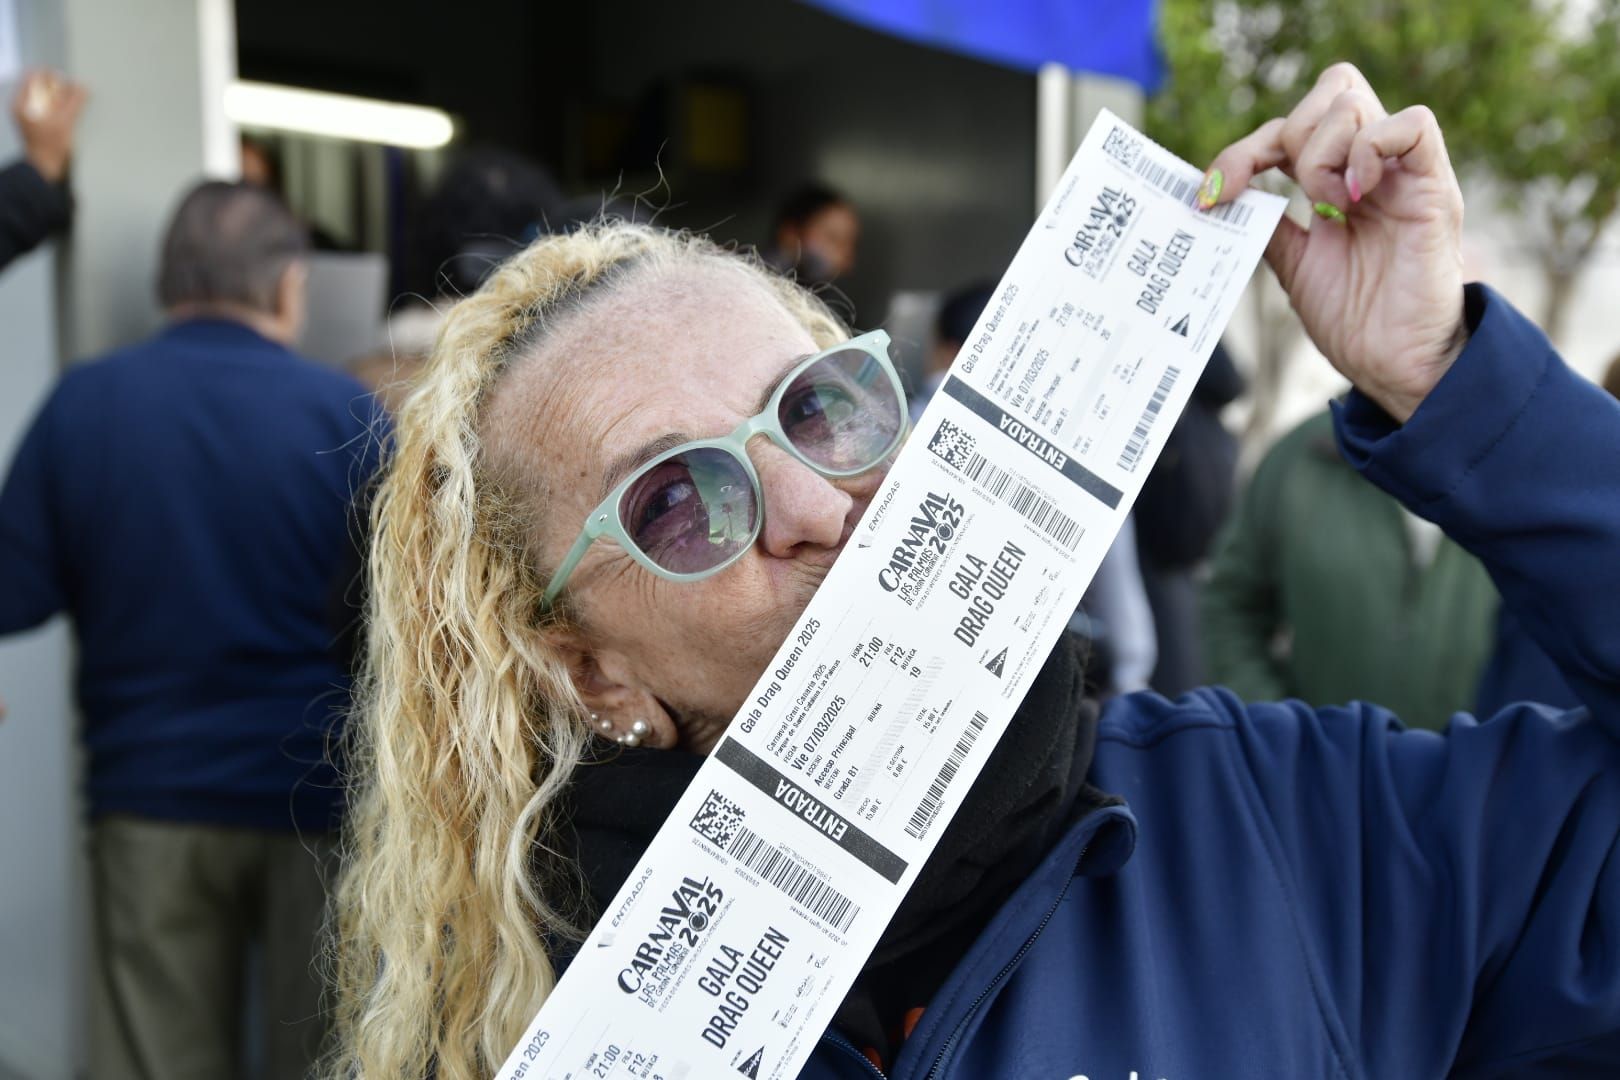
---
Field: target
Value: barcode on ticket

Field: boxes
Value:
[905,710,991,840]
[1134,155,1252,226]
[960,453,1082,551]
[728,826,859,932]
[1118,367,1181,473]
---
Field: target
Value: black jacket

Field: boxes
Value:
[0,160,71,274]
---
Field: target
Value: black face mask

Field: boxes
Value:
[793,247,838,287]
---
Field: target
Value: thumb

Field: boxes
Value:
[1264,215,1308,294]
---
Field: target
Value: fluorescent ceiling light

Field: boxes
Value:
[224,81,454,149]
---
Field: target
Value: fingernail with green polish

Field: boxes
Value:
[1197,169,1223,209]
[1313,201,1347,224]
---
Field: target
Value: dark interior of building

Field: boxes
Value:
[234,0,1038,326]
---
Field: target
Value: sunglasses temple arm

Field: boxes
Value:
[542,526,597,607]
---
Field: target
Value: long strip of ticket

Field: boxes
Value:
[496,111,1286,1080]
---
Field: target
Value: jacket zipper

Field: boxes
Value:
[918,846,1086,1080]
[825,1026,889,1078]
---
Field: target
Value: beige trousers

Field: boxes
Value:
[88,816,335,1080]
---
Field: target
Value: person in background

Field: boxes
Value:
[1072,513,1158,696]
[1202,409,1498,729]
[0,181,382,1078]
[763,182,860,286]
[239,133,345,252]
[239,133,280,189]
[1132,343,1245,695]
[909,281,993,424]
[0,69,85,276]
[352,147,568,411]
[401,146,567,303]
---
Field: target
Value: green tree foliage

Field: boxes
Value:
[1149,0,1556,172]
[1149,0,1617,350]
[1489,0,1620,341]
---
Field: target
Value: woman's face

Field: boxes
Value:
[486,263,888,752]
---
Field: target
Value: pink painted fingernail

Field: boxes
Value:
[1346,166,1362,203]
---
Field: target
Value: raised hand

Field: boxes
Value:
[11,69,89,185]
[1200,63,1467,422]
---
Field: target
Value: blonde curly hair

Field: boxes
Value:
[325,221,848,1079]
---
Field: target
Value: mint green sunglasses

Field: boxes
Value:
[542,330,905,605]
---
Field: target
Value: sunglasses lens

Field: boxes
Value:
[618,447,758,575]
[778,347,903,472]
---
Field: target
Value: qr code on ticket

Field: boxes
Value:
[690,789,746,850]
[1103,124,1142,168]
[927,419,976,471]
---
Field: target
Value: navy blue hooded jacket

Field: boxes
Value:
[793,286,1620,1078]
[1477,606,1580,717]
[0,319,382,831]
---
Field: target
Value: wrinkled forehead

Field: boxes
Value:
[483,261,819,510]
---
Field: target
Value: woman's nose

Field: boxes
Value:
[750,440,854,557]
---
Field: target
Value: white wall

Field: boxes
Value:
[0,0,81,1072]
[58,0,236,358]
[0,3,236,1075]
[1461,182,1620,385]
[0,264,81,1080]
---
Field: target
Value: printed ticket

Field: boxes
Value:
[495,111,1285,1080]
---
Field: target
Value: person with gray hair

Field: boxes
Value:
[155,178,312,342]
[0,178,383,1077]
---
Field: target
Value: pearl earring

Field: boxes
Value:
[617,718,650,748]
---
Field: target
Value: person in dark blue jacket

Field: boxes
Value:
[324,64,1620,1079]
[0,181,382,1078]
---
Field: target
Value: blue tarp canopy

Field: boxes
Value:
[801,0,1161,90]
